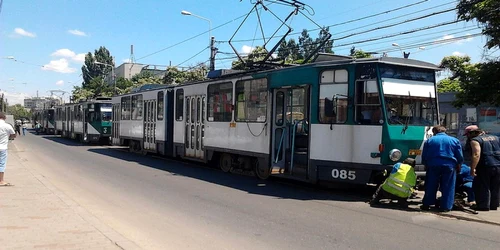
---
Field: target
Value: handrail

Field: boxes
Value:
[290,121,299,174]
[274,128,285,164]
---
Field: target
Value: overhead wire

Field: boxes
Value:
[224,0,455,43]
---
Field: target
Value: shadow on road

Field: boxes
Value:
[87,147,378,203]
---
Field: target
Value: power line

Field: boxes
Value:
[225,0,456,43]
[374,33,482,54]
[175,46,210,67]
[135,3,276,61]
[333,26,480,52]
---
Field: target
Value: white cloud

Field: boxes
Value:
[50,49,85,63]
[0,90,30,105]
[452,51,466,56]
[435,34,473,45]
[55,80,64,86]
[51,48,76,58]
[241,45,254,54]
[73,53,86,63]
[13,28,36,37]
[68,29,88,37]
[42,58,76,73]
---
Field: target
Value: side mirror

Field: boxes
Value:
[324,97,336,117]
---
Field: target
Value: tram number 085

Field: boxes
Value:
[331,169,356,180]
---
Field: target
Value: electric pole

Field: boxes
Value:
[210,36,217,71]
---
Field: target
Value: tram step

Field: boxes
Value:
[293,152,308,166]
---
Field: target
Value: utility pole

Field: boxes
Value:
[210,36,216,71]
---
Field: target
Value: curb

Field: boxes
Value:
[433,211,500,227]
[11,142,142,250]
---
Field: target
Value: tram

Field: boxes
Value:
[33,106,56,134]
[111,56,439,184]
[54,97,113,143]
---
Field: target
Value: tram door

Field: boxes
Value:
[112,103,120,145]
[143,100,157,151]
[271,87,310,177]
[184,95,205,159]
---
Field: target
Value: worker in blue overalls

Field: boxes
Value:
[421,125,464,212]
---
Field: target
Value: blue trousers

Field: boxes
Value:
[423,165,456,210]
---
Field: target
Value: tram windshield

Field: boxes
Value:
[384,95,437,126]
[99,103,112,122]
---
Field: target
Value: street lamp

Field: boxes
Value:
[392,43,403,57]
[94,61,116,95]
[181,10,215,71]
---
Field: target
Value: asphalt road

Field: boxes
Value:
[12,131,500,250]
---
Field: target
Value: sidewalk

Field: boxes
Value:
[407,190,500,226]
[0,141,139,250]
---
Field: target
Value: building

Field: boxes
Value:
[104,63,166,85]
[24,97,62,110]
[439,92,500,143]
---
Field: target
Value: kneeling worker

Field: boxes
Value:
[370,158,417,207]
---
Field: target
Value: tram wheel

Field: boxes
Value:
[219,153,232,173]
[254,158,270,180]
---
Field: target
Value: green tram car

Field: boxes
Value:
[54,98,112,143]
[33,106,56,134]
[110,56,440,184]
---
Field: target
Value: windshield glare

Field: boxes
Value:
[384,95,437,126]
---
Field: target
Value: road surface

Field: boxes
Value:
[12,131,500,250]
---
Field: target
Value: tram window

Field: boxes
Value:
[275,91,285,126]
[157,91,164,121]
[121,96,131,120]
[131,94,143,120]
[235,78,267,122]
[355,80,382,125]
[319,69,349,124]
[176,89,184,121]
[207,82,233,122]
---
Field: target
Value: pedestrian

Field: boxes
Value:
[35,122,41,135]
[22,122,27,136]
[421,125,464,212]
[0,112,16,186]
[14,121,21,136]
[464,125,500,211]
[370,158,417,208]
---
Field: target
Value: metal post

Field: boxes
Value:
[210,36,216,71]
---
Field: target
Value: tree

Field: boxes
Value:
[437,78,462,93]
[298,29,313,59]
[81,46,114,88]
[450,0,500,107]
[7,104,31,120]
[231,46,268,70]
[163,63,208,85]
[315,26,333,54]
[458,0,500,50]
[350,46,373,59]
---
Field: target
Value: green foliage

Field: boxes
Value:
[298,29,314,60]
[437,78,462,93]
[458,0,500,49]
[231,46,268,70]
[350,46,373,59]
[7,104,31,120]
[163,64,208,85]
[452,0,500,107]
[437,55,499,107]
[81,46,114,88]
[315,26,333,54]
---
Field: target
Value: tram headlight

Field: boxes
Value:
[389,149,402,162]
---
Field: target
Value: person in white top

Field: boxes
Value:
[0,112,16,186]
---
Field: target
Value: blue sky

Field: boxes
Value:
[0,0,493,104]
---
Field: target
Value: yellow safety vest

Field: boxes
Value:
[381,163,417,198]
